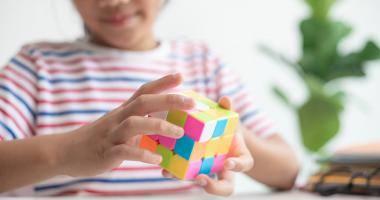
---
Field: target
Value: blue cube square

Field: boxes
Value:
[174,135,194,160]
[212,118,228,138]
[199,157,214,174]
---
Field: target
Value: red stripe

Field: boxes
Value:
[37,121,89,128]
[38,86,137,94]
[5,66,36,93]
[0,96,35,136]
[255,124,274,136]
[246,117,266,130]
[54,185,196,196]
[29,42,72,49]
[215,76,241,95]
[17,52,37,64]
[235,101,252,114]
[0,108,28,138]
[0,134,4,141]
[38,65,169,75]
[231,91,248,104]
[111,166,161,171]
[44,56,115,65]
[38,98,125,105]
[0,73,37,102]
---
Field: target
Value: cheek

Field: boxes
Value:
[140,1,161,25]
[76,5,100,30]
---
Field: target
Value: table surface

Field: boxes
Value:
[0,191,376,200]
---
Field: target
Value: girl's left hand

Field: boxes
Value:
[162,96,254,196]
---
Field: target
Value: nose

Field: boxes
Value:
[98,0,132,8]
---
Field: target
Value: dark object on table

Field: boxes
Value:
[307,154,380,196]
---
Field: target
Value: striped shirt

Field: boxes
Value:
[0,38,276,196]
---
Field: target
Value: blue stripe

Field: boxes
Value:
[212,64,225,78]
[10,58,38,79]
[221,84,244,97]
[11,56,214,86]
[37,109,109,117]
[36,74,212,86]
[241,110,259,122]
[34,177,175,192]
[184,77,211,86]
[28,49,93,57]
[0,85,35,120]
[0,121,17,139]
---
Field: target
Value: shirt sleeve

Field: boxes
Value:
[0,46,38,141]
[208,57,277,138]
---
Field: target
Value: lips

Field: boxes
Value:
[100,12,138,26]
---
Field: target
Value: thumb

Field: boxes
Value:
[218,96,233,110]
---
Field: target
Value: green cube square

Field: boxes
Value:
[167,109,187,127]
[156,145,173,168]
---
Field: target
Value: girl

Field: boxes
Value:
[0,0,299,196]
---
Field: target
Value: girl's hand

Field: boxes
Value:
[162,97,254,196]
[59,73,195,177]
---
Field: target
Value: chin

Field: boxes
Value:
[104,35,141,50]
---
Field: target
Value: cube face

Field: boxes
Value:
[199,157,214,175]
[167,109,187,127]
[212,118,228,138]
[158,135,176,150]
[139,91,239,180]
[156,145,173,168]
[183,113,216,142]
[174,135,194,160]
[211,154,227,174]
[140,135,158,153]
[204,138,220,157]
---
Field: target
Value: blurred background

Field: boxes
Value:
[1,0,379,194]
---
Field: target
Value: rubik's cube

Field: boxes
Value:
[139,91,239,180]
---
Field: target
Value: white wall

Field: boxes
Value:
[1,0,380,193]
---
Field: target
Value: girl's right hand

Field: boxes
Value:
[58,73,194,177]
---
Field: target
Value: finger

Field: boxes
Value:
[195,171,235,197]
[107,144,162,165]
[122,93,195,117]
[161,169,175,179]
[218,96,232,110]
[224,154,254,172]
[225,134,254,172]
[111,116,184,144]
[125,73,183,105]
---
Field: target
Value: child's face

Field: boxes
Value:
[74,0,163,50]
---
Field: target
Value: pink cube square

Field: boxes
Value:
[158,135,176,150]
[183,115,204,141]
[211,154,227,174]
[148,134,159,141]
[185,160,202,180]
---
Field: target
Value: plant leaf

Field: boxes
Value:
[359,40,380,60]
[272,85,295,109]
[327,40,380,80]
[304,0,337,21]
[259,45,305,77]
[297,95,341,152]
[299,19,352,81]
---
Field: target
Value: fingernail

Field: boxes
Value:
[196,179,207,186]
[172,127,184,137]
[226,160,236,170]
[153,155,162,164]
[183,96,194,106]
[171,73,181,78]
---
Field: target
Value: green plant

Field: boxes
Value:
[262,0,380,153]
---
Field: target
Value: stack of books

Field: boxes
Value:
[306,154,380,196]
